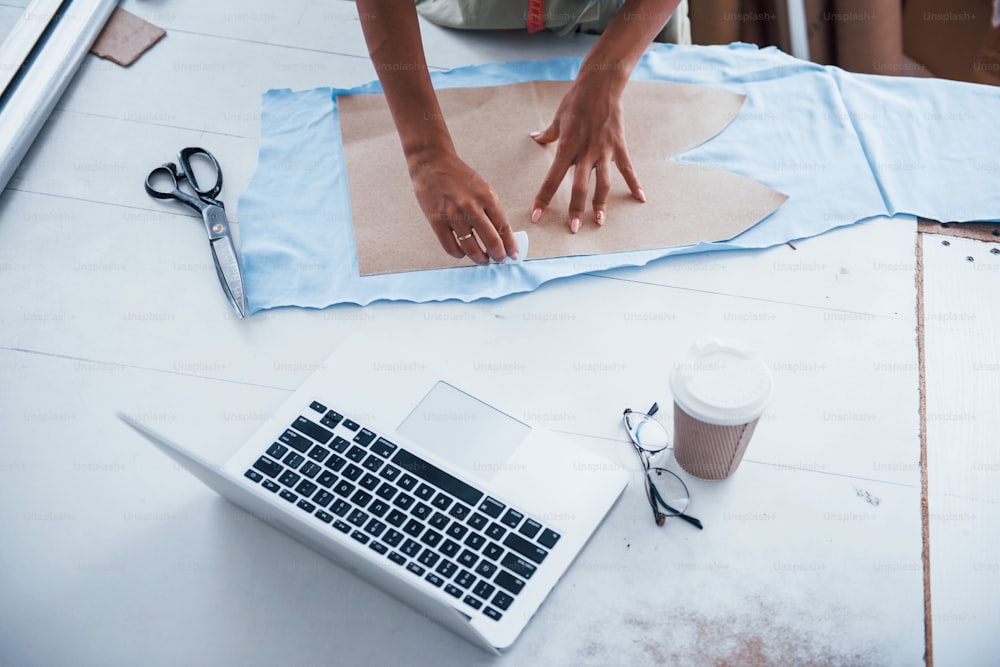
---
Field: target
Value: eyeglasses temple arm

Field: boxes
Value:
[649,482,704,530]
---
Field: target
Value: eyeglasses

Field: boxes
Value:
[622,403,703,530]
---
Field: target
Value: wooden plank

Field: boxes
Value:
[921,233,1000,664]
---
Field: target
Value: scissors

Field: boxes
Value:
[144,147,247,319]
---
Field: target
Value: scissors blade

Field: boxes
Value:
[210,235,247,319]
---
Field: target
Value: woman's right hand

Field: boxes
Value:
[408,148,519,264]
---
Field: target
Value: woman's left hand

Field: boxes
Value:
[529,72,646,233]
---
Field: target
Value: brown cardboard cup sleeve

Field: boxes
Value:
[669,339,774,480]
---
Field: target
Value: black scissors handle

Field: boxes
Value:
[144,147,223,211]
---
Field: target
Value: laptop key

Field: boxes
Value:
[478,497,505,518]
[485,523,506,541]
[458,550,478,568]
[386,509,407,527]
[266,442,288,459]
[397,474,418,491]
[393,493,415,511]
[321,409,343,428]
[317,471,337,488]
[449,503,471,521]
[342,464,363,481]
[446,523,468,540]
[279,429,312,453]
[282,452,305,469]
[388,551,406,566]
[348,509,368,527]
[300,462,322,479]
[440,540,461,558]
[350,530,368,545]
[252,456,283,479]
[475,561,497,579]
[519,519,542,539]
[307,445,330,463]
[455,570,476,589]
[467,513,489,531]
[279,489,298,503]
[244,469,263,483]
[392,450,484,506]
[331,500,351,517]
[333,481,355,497]
[353,429,377,447]
[278,471,301,487]
[359,473,380,491]
[538,528,561,549]
[369,541,388,555]
[494,571,525,595]
[483,607,503,621]
[414,483,435,501]
[500,508,524,529]
[262,479,280,493]
[436,559,458,579]
[297,499,316,513]
[401,539,421,557]
[376,483,397,500]
[493,591,514,611]
[295,480,318,497]
[342,419,361,431]
[330,436,351,453]
[425,573,444,588]
[463,595,482,610]
[420,529,443,548]
[464,533,486,551]
[364,519,386,538]
[429,512,449,530]
[403,519,424,537]
[346,446,367,462]
[418,549,439,568]
[315,509,333,524]
[379,464,401,481]
[324,454,346,472]
[350,490,373,507]
[473,581,495,600]
[411,503,432,520]
[313,490,335,508]
[482,543,504,561]
[362,454,383,472]
[309,401,327,413]
[368,500,390,517]
[371,437,397,458]
[332,520,351,534]
[292,416,333,444]
[383,529,404,547]
[444,584,462,599]
[432,493,453,511]
[501,553,537,579]
[503,533,548,564]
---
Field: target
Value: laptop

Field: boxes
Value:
[120,334,628,653]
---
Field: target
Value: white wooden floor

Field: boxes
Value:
[0,1,996,664]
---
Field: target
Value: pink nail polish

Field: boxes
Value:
[531,208,542,224]
[570,217,581,234]
[595,210,605,225]
[636,188,646,203]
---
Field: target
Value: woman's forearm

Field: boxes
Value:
[355,0,455,170]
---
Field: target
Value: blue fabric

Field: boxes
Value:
[238,43,1000,312]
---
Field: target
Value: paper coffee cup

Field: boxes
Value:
[669,339,773,480]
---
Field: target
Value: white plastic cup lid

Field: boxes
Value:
[670,338,774,426]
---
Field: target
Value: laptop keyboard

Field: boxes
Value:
[242,400,561,622]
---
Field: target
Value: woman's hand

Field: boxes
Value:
[530,72,645,233]
[409,147,519,263]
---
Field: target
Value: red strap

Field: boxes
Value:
[527,0,546,33]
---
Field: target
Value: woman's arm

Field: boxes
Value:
[355,0,518,263]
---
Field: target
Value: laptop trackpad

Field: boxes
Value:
[397,381,530,483]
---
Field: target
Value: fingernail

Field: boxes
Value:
[509,250,519,261]
[570,217,581,234]
[636,188,646,203]
[529,130,541,138]
[531,208,542,224]
[595,210,605,225]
